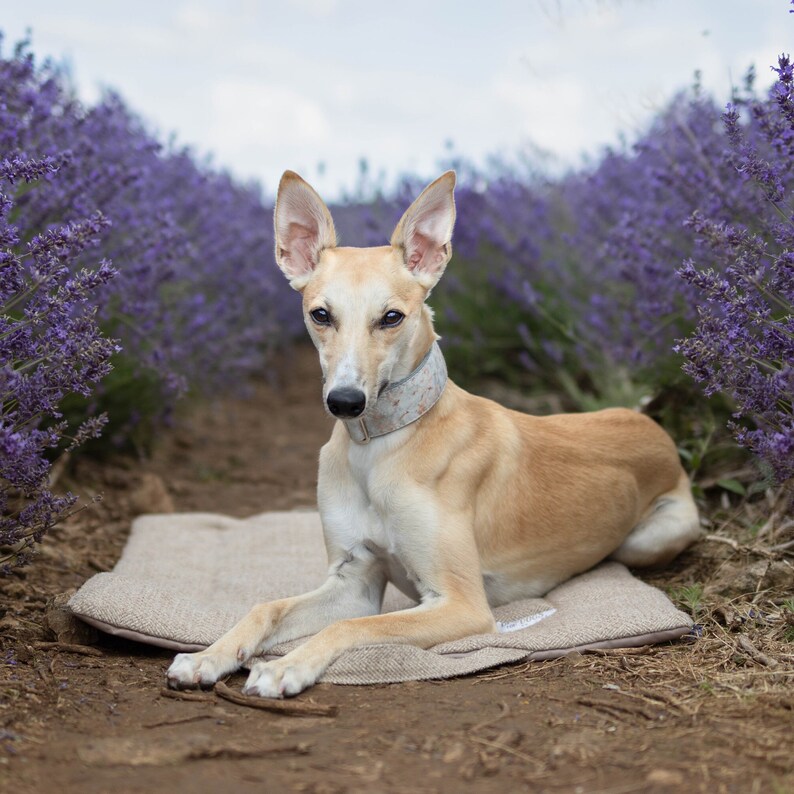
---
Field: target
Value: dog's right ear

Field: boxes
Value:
[274,171,337,291]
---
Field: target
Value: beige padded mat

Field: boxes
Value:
[68,511,693,685]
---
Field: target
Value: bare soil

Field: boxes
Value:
[1,346,792,794]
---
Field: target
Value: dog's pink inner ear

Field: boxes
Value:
[275,176,336,283]
[392,173,456,284]
[280,222,320,276]
[406,230,448,273]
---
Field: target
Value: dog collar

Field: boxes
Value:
[343,342,447,444]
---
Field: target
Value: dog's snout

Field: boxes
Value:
[327,388,366,418]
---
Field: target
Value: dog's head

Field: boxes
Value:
[273,171,456,420]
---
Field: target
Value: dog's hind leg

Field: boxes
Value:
[166,547,386,690]
[609,472,701,568]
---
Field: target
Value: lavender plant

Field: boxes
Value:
[0,154,118,571]
[1,35,299,447]
[0,34,302,570]
[413,49,792,482]
[482,90,740,389]
[675,56,794,485]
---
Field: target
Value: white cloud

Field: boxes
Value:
[493,75,589,155]
[2,0,788,198]
[286,0,342,17]
[173,4,218,34]
[208,79,331,155]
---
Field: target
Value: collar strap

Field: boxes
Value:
[343,342,447,444]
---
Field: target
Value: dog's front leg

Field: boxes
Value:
[244,589,495,697]
[244,507,497,697]
[166,546,385,690]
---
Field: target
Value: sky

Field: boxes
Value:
[2,0,790,199]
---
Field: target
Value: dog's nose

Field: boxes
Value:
[327,388,366,418]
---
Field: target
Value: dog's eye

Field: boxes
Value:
[310,308,331,325]
[381,310,404,328]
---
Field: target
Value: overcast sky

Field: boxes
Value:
[2,1,789,199]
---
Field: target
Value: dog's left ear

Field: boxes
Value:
[390,171,456,290]
[274,171,337,291]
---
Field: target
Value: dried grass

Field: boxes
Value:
[485,485,793,712]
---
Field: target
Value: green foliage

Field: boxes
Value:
[57,354,171,457]
[430,263,531,389]
[669,583,705,617]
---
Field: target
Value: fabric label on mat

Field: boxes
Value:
[496,608,556,633]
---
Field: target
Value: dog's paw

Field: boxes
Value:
[243,659,319,698]
[166,651,237,690]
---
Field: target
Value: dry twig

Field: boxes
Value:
[577,695,660,721]
[143,714,217,729]
[159,687,215,703]
[704,533,741,551]
[736,635,779,668]
[33,641,103,657]
[469,735,544,768]
[214,680,337,717]
[469,701,510,733]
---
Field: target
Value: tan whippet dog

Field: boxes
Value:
[167,170,700,697]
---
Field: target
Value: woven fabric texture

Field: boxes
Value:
[68,511,693,685]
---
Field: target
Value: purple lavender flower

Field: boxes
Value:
[0,33,305,569]
[1,35,299,439]
[429,43,792,484]
[1,154,118,571]
[676,55,794,483]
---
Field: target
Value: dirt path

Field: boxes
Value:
[1,346,792,794]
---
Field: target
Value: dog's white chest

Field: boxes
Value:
[343,437,424,600]
[344,431,409,512]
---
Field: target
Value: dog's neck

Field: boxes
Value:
[343,342,447,444]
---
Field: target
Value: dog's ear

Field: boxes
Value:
[390,171,456,290]
[274,171,337,291]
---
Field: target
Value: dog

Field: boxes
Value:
[166,170,701,697]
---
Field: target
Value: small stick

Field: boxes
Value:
[214,681,337,717]
[577,696,659,721]
[469,701,510,733]
[767,538,794,553]
[144,714,216,729]
[33,641,103,657]
[736,635,779,668]
[159,687,216,702]
[704,534,741,551]
[469,735,544,768]
[47,451,71,489]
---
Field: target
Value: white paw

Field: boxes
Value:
[243,659,319,698]
[166,651,237,690]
